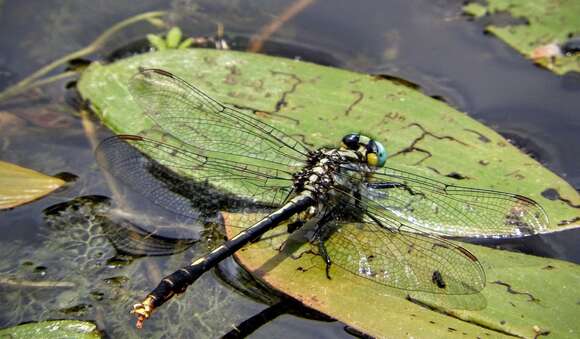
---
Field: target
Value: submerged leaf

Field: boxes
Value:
[0,320,101,338]
[0,160,65,209]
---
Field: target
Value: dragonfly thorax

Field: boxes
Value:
[293,148,363,197]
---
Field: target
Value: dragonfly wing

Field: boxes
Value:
[322,218,485,295]
[129,68,310,166]
[343,164,548,237]
[96,135,294,220]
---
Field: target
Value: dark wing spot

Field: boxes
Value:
[432,270,446,289]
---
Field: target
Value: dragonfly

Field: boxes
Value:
[95,68,549,328]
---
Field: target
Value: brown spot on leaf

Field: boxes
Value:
[491,281,540,302]
[344,90,364,116]
[389,123,468,165]
[383,111,406,123]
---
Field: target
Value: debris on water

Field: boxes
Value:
[531,42,561,60]
[561,37,580,56]
[531,37,580,60]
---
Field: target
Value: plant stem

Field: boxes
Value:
[0,10,167,102]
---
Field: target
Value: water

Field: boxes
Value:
[0,0,578,338]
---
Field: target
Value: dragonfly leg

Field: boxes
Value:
[312,212,334,280]
[287,220,304,233]
[317,236,332,280]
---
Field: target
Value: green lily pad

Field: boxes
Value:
[77,49,579,230]
[77,49,580,337]
[0,160,65,209]
[0,320,101,338]
[463,3,487,18]
[463,0,580,75]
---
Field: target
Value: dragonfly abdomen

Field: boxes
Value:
[132,191,316,327]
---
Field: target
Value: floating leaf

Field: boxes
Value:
[463,3,487,18]
[0,160,65,209]
[0,320,101,338]
[77,49,579,231]
[463,0,580,74]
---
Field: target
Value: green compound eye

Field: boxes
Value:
[366,140,387,167]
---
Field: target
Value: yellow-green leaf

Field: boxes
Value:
[165,26,183,49]
[177,37,194,49]
[463,3,487,18]
[146,33,166,51]
[0,160,65,209]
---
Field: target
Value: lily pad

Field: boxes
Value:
[0,320,101,338]
[463,0,580,75]
[77,49,579,230]
[0,160,65,209]
[463,3,487,18]
[77,49,580,337]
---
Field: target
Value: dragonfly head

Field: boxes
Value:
[341,133,387,168]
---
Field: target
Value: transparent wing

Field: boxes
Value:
[319,185,485,295]
[342,164,549,238]
[323,219,485,295]
[96,134,296,217]
[96,134,294,257]
[129,68,310,167]
[95,68,310,256]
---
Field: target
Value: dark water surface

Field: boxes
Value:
[0,1,579,338]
